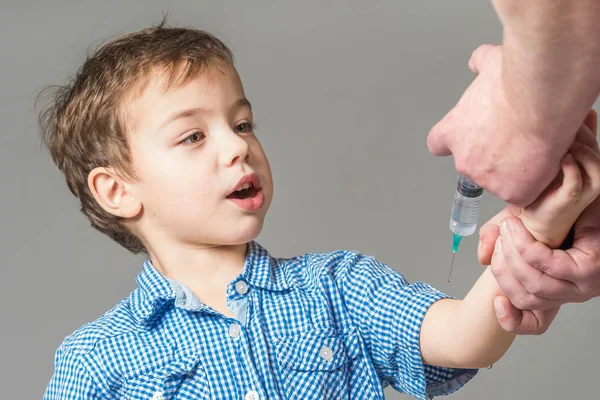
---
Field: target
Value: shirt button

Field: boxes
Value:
[235,280,249,295]
[320,345,333,361]
[245,390,259,400]
[151,391,165,400]
[229,323,241,338]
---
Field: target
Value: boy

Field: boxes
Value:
[40,21,600,400]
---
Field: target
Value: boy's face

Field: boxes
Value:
[124,64,273,248]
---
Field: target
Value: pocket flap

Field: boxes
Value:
[123,353,202,399]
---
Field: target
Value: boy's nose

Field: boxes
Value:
[220,129,250,167]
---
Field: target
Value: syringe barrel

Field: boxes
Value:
[449,175,483,237]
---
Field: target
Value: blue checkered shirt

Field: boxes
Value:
[44,241,477,399]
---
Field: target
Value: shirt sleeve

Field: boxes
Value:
[43,341,104,400]
[332,251,478,399]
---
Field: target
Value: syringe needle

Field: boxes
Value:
[448,252,456,283]
[448,233,462,283]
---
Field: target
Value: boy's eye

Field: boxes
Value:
[235,122,257,134]
[181,131,204,146]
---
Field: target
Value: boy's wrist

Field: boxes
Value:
[519,217,568,250]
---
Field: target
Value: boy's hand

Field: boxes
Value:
[478,110,600,334]
[517,121,600,248]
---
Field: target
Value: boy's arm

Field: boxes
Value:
[331,251,479,398]
[420,182,577,369]
[420,265,514,369]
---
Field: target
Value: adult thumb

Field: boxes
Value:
[493,296,523,332]
[477,205,520,265]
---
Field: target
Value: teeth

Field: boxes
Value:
[238,183,251,191]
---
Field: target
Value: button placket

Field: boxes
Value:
[232,312,264,400]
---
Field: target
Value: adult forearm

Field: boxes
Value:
[493,0,600,147]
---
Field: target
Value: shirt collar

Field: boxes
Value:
[130,258,176,327]
[131,240,290,326]
[242,240,290,292]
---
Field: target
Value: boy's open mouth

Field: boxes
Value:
[227,182,259,199]
[226,173,264,210]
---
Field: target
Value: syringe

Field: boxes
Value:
[448,174,484,282]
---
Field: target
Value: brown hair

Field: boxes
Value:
[37,18,234,254]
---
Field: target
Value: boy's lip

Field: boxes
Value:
[229,172,262,195]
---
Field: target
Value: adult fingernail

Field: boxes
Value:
[506,219,514,233]
[500,220,507,236]
[494,298,506,318]
[494,238,502,252]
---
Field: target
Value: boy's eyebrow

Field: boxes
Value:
[157,98,252,133]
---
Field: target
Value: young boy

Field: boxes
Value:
[40,21,600,400]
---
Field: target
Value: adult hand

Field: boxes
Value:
[428,44,576,207]
[477,110,600,334]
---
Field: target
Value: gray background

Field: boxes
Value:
[2,1,599,399]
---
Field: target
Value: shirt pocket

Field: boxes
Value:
[274,329,363,399]
[119,353,209,400]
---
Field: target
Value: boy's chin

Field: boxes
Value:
[224,219,265,245]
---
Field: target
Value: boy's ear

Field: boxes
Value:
[88,167,142,219]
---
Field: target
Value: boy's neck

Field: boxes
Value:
[147,241,249,311]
